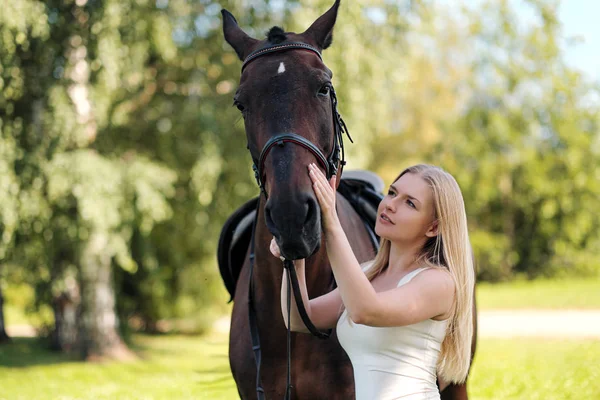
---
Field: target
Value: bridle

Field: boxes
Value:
[242,42,353,196]
[241,42,354,400]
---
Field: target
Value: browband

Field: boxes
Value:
[242,42,322,72]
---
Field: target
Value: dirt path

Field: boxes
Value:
[477,309,600,338]
[5,324,37,337]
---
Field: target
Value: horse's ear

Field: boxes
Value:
[221,9,259,61]
[302,0,340,50]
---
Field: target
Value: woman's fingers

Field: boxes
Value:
[329,175,336,190]
[271,237,286,261]
[309,164,332,191]
[313,179,328,208]
[270,237,280,258]
[309,163,328,185]
[311,172,329,206]
[307,163,340,230]
[308,163,336,211]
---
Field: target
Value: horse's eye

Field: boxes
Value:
[234,101,245,112]
[318,85,330,97]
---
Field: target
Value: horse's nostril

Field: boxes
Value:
[265,204,276,232]
[305,197,317,224]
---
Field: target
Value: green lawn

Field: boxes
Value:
[1,333,599,400]
[2,277,599,399]
[470,338,600,399]
[476,277,600,310]
[0,333,238,400]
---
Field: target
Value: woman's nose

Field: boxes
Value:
[385,199,395,212]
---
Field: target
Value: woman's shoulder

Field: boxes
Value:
[412,267,455,320]
[412,266,455,291]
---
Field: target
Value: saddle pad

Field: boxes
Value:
[217,196,259,301]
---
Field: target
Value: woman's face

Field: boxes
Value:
[375,172,437,244]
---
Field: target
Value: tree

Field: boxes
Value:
[0,282,8,343]
[367,0,600,280]
[1,0,598,358]
[1,0,176,358]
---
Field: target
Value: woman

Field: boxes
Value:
[270,163,474,400]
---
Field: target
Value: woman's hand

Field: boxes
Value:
[271,237,306,270]
[308,163,340,232]
[270,237,285,261]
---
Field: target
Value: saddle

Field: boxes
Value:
[217,170,384,301]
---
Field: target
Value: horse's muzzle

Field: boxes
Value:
[265,194,322,259]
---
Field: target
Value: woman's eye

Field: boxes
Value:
[318,85,330,96]
[387,190,395,197]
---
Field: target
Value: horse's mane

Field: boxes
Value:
[266,26,287,44]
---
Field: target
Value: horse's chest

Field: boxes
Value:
[229,298,354,399]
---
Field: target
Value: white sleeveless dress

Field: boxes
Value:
[336,267,447,400]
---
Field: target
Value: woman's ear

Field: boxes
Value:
[425,220,439,238]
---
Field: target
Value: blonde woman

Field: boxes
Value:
[270,163,475,400]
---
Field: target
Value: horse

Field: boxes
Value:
[220,1,476,399]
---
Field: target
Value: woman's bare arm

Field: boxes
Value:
[280,259,344,332]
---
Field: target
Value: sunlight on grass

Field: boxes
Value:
[0,334,237,400]
[1,332,599,399]
[470,338,600,399]
[476,278,600,310]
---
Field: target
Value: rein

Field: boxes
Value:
[242,41,353,400]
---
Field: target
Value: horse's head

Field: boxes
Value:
[222,1,346,260]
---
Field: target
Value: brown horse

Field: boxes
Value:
[221,1,476,399]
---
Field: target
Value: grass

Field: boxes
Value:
[470,338,600,399]
[0,333,238,400]
[1,277,599,399]
[475,277,600,310]
[1,333,599,400]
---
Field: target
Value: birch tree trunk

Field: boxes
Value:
[50,274,80,352]
[0,281,10,343]
[79,232,133,360]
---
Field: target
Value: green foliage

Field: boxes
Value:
[1,0,599,340]
[367,1,600,280]
[0,0,182,331]
[0,126,19,259]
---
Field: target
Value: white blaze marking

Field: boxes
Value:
[278,62,286,74]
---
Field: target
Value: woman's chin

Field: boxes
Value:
[374,224,390,240]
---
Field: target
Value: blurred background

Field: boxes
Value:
[0,0,598,399]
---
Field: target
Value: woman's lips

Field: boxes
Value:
[380,213,394,224]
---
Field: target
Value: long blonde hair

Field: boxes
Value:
[365,164,474,384]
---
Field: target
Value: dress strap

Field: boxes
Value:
[397,267,431,287]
